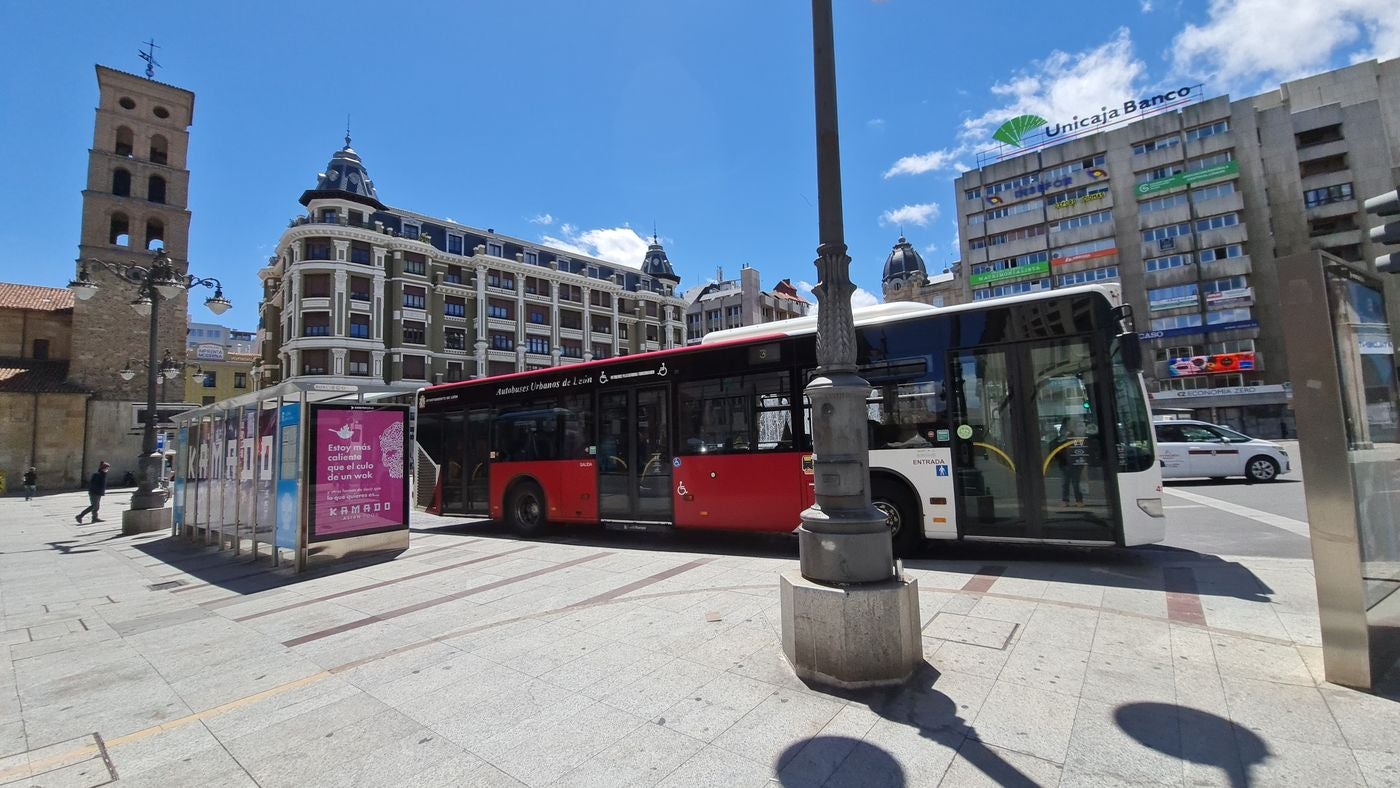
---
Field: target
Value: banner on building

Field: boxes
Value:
[1168,351,1256,377]
[1135,160,1239,198]
[970,260,1050,288]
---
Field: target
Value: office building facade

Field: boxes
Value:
[258,140,688,391]
[953,59,1400,435]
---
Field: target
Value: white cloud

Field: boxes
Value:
[867,118,886,130]
[882,148,960,179]
[539,224,650,268]
[1140,0,1153,11]
[529,213,554,225]
[959,28,1146,147]
[879,202,941,228]
[1172,0,1400,88]
[795,281,882,317]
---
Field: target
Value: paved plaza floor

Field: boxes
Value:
[3,491,1399,786]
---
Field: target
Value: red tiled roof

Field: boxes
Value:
[0,359,88,394]
[0,283,75,312]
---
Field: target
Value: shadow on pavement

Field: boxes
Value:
[776,663,1037,786]
[1166,478,1301,487]
[1116,702,1268,787]
[125,535,399,596]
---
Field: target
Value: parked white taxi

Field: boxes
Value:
[1153,419,1291,482]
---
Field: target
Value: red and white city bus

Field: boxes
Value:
[415,284,1164,554]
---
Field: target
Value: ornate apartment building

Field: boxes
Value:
[682,265,810,345]
[258,139,688,391]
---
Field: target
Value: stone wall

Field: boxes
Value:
[0,392,88,493]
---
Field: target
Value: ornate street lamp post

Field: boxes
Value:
[779,0,921,689]
[70,248,230,520]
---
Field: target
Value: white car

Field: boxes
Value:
[1153,419,1291,482]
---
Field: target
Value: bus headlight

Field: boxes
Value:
[1137,498,1165,518]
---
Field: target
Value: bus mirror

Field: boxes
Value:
[1118,332,1143,372]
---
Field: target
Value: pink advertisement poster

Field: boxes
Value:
[309,405,409,541]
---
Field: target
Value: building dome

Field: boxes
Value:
[882,235,928,284]
[641,233,680,283]
[299,133,385,210]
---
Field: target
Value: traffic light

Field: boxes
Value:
[1364,189,1400,274]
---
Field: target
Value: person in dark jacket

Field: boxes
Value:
[76,462,110,524]
[22,467,37,500]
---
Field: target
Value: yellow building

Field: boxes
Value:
[183,348,257,405]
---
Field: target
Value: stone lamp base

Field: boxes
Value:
[780,570,922,689]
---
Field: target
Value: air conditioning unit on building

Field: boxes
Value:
[1159,238,1176,251]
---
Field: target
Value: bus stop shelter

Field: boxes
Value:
[171,380,413,572]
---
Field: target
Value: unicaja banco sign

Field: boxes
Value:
[990,86,1201,150]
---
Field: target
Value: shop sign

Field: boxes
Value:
[1150,383,1291,401]
[970,260,1050,288]
[1205,287,1254,308]
[1135,160,1239,198]
[1357,330,1394,355]
[1051,246,1117,266]
[1149,294,1199,311]
[195,343,225,361]
[1051,190,1107,210]
[1167,351,1256,377]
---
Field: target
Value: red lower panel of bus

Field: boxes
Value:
[672,453,807,531]
[490,460,599,524]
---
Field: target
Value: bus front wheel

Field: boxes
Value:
[506,481,549,537]
[873,480,922,557]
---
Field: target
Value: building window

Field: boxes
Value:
[349,314,370,339]
[149,134,168,164]
[490,333,514,351]
[32,339,49,360]
[445,265,463,284]
[446,362,464,382]
[1206,307,1252,325]
[1149,313,1203,332]
[447,234,463,255]
[1132,134,1180,155]
[561,342,583,358]
[1139,193,1188,214]
[527,336,549,355]
[1199,244,1245,263]
[350,241,371,264]
[402,355,426,380]
[444,296,467,318]
[1187,151,1233,172]
[1191,181,1236,202]
[592,343,611,359]
[147,175,166,204]
[487,242,503,257]
[487,270,515,290]
[1185,120,1229,142]
[303,274,333,297]
[1141,223,1192,244]
[1304,182,1354,208]
[1137,164,1184,184]
[1049,209,1112,233]
[319,208,338,224]
[1055,266,1118,288]
[403,286,426,309]
[145,219,164,251]
[403,253,426,276]
[1296,124,1343,148]
[488,301,511,320]
[401,221,420,240]
[115,126,134,157]
[445,328,466,350]
[972,278,1051,301]
[202,372,217,388]
[402,321,426,345]
[1145,253,1193,272]
[348,351,370,376]
[112,168,131,197]
[305,240,333,261]
[528,307,549,325]
[348,210,364,227]
[1202,275,1249,301]
[981,199,1044,222]
[1194,213,1240,232]
[302,313,331,337]
[109,213,129,246]
[234,372,246,389]
[965,188,981,200]
[525,250,538,265]
[350,277,372,301]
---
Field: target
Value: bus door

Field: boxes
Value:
[597,385,673,523]
[949,336,1117,543]
[463,408,492,515]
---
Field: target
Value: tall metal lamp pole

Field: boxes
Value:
[70,248,231,514]
[779,0,921,689]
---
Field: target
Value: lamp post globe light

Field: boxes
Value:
[778,0,921,689]
[69,248,230,528]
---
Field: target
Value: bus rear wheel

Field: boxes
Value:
[506,481,548,537]
[873,480,922,558]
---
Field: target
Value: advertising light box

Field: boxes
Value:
[307,404,410,542]
[1168,351,1256,377]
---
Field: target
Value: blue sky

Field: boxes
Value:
[2,0,1396,331]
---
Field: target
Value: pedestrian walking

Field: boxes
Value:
[22,467,37,500]
[76,462,109,524]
